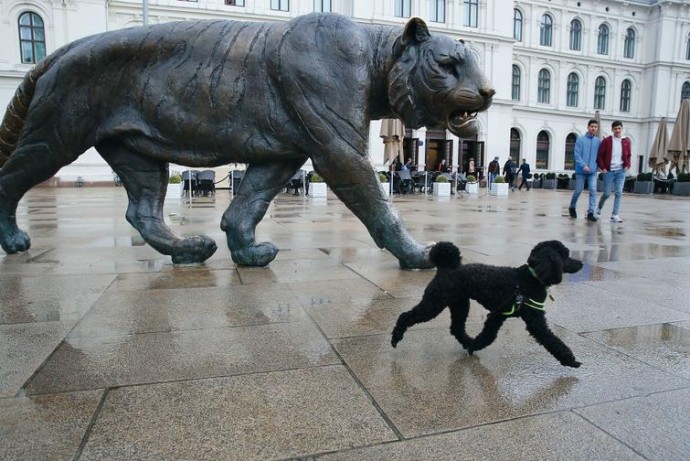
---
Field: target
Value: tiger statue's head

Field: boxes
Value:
[388,18,494,138]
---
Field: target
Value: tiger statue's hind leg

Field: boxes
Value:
[96,140,217,264]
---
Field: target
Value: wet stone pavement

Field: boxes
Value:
[1,186,689,460]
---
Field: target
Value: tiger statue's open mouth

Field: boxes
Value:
[448,111,480,138]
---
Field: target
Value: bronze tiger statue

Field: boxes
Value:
[0,13,493,268]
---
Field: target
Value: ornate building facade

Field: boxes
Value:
[1,0,689,182]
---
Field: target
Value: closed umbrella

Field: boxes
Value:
[648,117,669,175]
[380,118,405,165]
[668,99,690,174]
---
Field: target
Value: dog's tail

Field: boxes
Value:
[429,241,461,270]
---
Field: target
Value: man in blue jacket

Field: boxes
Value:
[569,119,601,222]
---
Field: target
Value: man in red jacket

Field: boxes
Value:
[596,120,631,223]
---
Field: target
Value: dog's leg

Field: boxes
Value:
[522,311,581,368]
[466,312,506,354]
[449,299,472,349]
[391,292,446,348]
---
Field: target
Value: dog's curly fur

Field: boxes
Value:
[391,240,584,368]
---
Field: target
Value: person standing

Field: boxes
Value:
[503,157,517,192]
[487,156,500,190]
[517,158,531,191]
[596,121,631,223]
[569,119,601,221]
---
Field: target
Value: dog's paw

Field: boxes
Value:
[391,331,403,348]
[562,360,581,368]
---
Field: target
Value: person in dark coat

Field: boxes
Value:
[503,157,517,192]
[517,159,531,191]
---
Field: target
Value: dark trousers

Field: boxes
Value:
[518,175,530,190]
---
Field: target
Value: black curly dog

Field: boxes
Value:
[391,241,584,368]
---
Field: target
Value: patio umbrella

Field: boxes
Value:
[648,117,669,175]
[668,99,690,174]
[594,110,602,139]
[380,118,405,165]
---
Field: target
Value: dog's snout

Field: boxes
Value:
[564,258,583,273]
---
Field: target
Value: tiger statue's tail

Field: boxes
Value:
[0,51,63,167]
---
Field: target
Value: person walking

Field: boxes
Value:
[487,156,500,190]
[569,119,601,221]
[517,158,531,190]
[503,157,517,192]
[596,121,631,223]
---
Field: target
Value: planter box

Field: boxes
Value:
[672,182,690,196]
[633,181,653,194]
[542,179,557,189]
[490,183,509,196]
[432,182,451,197]
[532,179,542,189]
[309,182,328,198]
[568,180,576,190]
[380,182,390,197]
[556,178,570,189]
[165,183,182,203]
[465,182,479,194]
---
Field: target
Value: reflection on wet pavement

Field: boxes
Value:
[1,187,689,460]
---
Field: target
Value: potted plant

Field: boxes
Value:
[489,175,509,196]
[532,173,542,189]
[465,174,478,194]
[672,172,690,196]
[556,173,570,190]
[378,172,390,197]
[433,173,451,197]
[542,172,557,189]
[624,175,636,193]
[165,173,183,203]
[634,172,653,194]
[309,172,328,198]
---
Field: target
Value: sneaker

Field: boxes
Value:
[586,212,598,222]
[569,207,577,218]
[611,215,623,223]
[595,208,602,219]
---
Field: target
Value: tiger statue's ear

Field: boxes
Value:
[393,17,431,58]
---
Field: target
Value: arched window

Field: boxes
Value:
[510,128,521,161]
[594,76,606,110]
[513,9,522,42]
[682,81,690,100]
[463,0,478,27]
[18,12,46,64]
[512,65,521,101]
[538,69,551,104]
[597,24,609,55]
[620,79,632,112]
[540,14,553,46]
[569,19,582,51]
[566,73,579,107]
[624,28,635,59]
[564,133,577,170]
[536,131,550,169]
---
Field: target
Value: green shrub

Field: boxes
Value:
[545,172,557,179]
[310,173,324,183]
[168,174,182,184]
[435,174,448,183]
[526,173,533,179]
[466,174,477,183]
[637,172,653,181]
[494,175,506,183]
[378,173,388,183]
[558,173,569,178]
[677,172,690,182]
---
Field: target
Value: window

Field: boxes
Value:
[512,65,521,101]
[463,0,478,28]
[620,79,632,112]
[569,19,582,51]
[687,33,690,60]
[510,128,521,161]
[313,0,330,12]
[624,28,635,58]
[18,12,45,64]
[513,9,522,41]
[540,14,553,46]
[594,76,606,110]
[395,0,411,18]
[431,0,445,23]
[538,69,551,104]
[271,0,289,11]
[536,131,550,169]
[566,73,579,107]
[564,133,577,170]
[682,81,690,100]
[597,24,609,55]
[224,0,245,5]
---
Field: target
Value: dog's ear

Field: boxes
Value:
[529,247,563,285]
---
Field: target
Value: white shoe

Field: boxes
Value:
[610,215,623,223]
[595,208,602,219]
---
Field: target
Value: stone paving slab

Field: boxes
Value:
[79,366,396,460]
